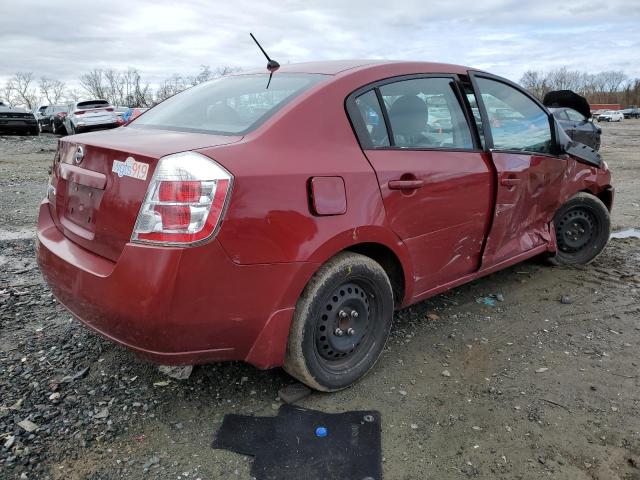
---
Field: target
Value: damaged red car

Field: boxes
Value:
[37,61,613,391]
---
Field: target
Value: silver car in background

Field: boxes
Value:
[63,100,118,134]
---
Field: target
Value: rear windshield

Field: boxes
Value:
[77,100,110,109]
[130,73,326,135]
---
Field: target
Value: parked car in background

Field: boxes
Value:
[597,110,624,122]
[38,61,613,392]
[62,100,118,134]
[122,107,148,124]
[51,110,68,134]
[33,104,49,121]
[621,106,640,119]
[0,105,38,135]
[114,106,130,126]
[38,105,68,133]
[549,107,601,150]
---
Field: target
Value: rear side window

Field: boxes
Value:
[475,77,552,154]
[354,90,390,147]
[378,77,473,149]
[132,73,326,135]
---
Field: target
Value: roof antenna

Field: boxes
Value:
[250,33,279,89]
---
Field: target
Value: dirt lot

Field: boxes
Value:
[1,121,639,480]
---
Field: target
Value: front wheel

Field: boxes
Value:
[549,192,610,266]
[284,252,394,391]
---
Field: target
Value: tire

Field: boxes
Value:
[284,252,394,391]
[548,192,610,266]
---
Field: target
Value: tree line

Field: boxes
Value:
[519,67,640,106]
[3,65,639,110]
[1,65,241,110]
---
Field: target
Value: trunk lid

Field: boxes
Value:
[50,127,241,261]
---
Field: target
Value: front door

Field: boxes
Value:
[349,76,493,295]
[470,73,566,267]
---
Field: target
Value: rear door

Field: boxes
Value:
[469,73,566,268]
[347,75,493,295]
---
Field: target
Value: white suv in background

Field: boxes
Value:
[63,100,118,134]
[597,110,624,122]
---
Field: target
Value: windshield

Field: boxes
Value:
[131,73,326,135]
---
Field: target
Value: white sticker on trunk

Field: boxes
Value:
[112,157,149,180]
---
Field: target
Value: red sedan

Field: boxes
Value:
[37,60,613,391]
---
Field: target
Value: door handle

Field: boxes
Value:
[500,176,521,187]
[388,179,424,190]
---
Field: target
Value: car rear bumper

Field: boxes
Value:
[0,120,37,130]
[36,200,317,368]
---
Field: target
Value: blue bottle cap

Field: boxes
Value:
[315,426,328,437]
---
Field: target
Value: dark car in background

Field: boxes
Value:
[0,105,38,135]
[549,107,601,150]
[621,106,640,119]
[38,105,68,133]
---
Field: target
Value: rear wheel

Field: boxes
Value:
[549,192,610,265]
[284,252,394,391]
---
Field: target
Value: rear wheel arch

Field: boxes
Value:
[304,227,414,307]
[344,242,406,307]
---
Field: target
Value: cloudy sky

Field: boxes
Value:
[1,0,639,88]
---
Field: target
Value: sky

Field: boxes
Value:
[1,0,639,89]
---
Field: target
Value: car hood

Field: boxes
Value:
[543,90,592,119]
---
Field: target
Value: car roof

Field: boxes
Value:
[241,59,473,76]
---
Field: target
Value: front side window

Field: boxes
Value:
[379,77,473,149]
[475,77,552,153]
[132,73,326,135]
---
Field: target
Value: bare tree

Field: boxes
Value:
[5,72,39,109]
[79,69,109,100]
[188,65,214,86]
[155,74,187,103]
[519,70,547,99]
[2,83,14,107]
[188,65,241,86]
[39,77,66,105]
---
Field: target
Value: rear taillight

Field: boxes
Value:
[105,107,114,112]
[131,152,233,246]
[74,110,85,115]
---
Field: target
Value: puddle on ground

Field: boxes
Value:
[610,229,640,239]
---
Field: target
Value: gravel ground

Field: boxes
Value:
[1,122,639,479]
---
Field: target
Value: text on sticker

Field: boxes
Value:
[112,157,149,180]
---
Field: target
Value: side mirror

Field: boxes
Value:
[552,116,601,167]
